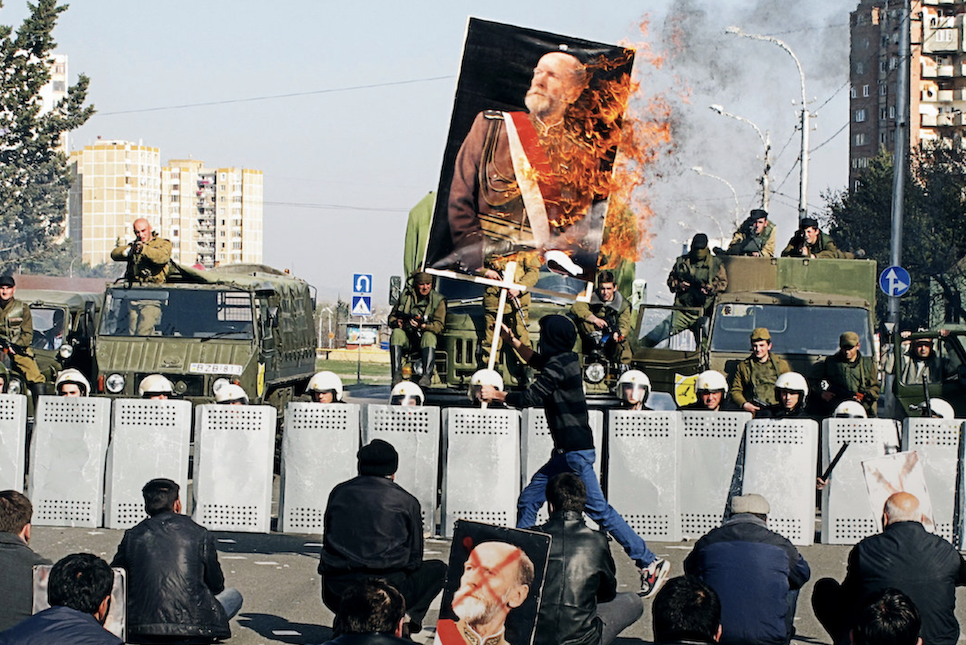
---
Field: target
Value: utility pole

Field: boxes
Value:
[889,0,910,328]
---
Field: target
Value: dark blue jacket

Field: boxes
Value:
[684,514,810,645]
[0,605,121,645]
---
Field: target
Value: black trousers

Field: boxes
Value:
[321,560,447,625]
[810,577,852,645]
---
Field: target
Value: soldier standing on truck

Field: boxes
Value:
[820,331,880,417]
[723,209,776,258]
[388,272,446,388]
[571,269,631,365]
[0,275,45,401]
[110,218,172,335]
[729,327,791,415]
[643,234,727,346]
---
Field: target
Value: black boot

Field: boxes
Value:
[29,382,46,414]
[390,345,404,387]
[418,346,436,388]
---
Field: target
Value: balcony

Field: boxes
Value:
[938,65,955,77]
[939,89,954,101]
[922,113,939,126]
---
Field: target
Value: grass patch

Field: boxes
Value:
[315,359,390,383]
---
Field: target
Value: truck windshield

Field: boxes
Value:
[710,304,872,355]
[99,288,255,339]
[29,306,68,350]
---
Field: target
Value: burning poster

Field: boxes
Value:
[425,18,635,290]
[434,520,550,645]
[861,451,936,534]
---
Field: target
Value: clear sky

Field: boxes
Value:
[4,0,851,304]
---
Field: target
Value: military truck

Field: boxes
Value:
[19,289,102,388]
[885,328,966,418]
[632,256,878,402]
[92,263,317,410]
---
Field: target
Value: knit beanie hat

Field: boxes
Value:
[358,439,398,476]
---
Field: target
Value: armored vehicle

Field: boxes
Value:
[93,263,316,410]
[632,256,878,401]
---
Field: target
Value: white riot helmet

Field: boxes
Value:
[695,370,728,393]
[775,372,809,400]
[390,381,423,406]
[468,369,503,403]
[307,371,344,402]
[927,398,955,420]
[138,374,174,398]
[833,400,867,418]
[55,368,90,396]
[617,370,651,405]
[215,383,248,405]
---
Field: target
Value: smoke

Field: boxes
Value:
[629,0,851,300]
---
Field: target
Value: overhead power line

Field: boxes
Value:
[264,201,409,213]
[98,75,455,116]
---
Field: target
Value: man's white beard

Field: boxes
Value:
[525,91,557,121]
[453,591,500,626]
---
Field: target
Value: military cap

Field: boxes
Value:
[0,275,14,287]
[750,209,768,221]
[413,272,433,285]
[691,233,709,250]
[800,217,819,229]
[840,331,860,348]
[750,327,771,342]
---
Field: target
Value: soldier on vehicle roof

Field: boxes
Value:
[723,209,776,258]
[780,218,853,259]
[388,271,446,388]
[111,218,173,336]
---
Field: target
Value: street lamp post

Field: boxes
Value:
[691,166,740,231]
[709,104,772,211]
[725,26,808,222]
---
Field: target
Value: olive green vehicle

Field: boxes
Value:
[20,289,101,390]
[632,256,878,401]
[887,328,966,418]
[93,263,317,410]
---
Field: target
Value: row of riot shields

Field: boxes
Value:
[0,395,963,546]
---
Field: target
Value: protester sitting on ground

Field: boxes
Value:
[389,381,423,406]
[110,478,241,644]
[306,371,344,404]
[326,579,411,644]
[617,370,652,411]
[0,490,52,632]
[811,492,966,645]
[0,553,120,645]
[652,575,722,644]
[214,383,247,405]
[138,374,175,400]
[55,368,89,397]
[532,473,643,645]
[467,369,503,406]
[851,588,922,645]
[319,439,445,635]
[682,371,728,412]
[685,493,810,645]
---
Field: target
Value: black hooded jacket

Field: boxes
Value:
[505,316,594,452]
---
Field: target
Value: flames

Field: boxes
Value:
[532,18,674,268]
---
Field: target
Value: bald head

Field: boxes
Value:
[133,218,152,243]
[525,52,587,123]
[884,492,921,525]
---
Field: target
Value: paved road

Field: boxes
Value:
[29,525,966,645]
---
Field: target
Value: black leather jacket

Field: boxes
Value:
[532,511,617,645]
[111,511,230,642]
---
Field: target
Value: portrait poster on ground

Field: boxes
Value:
[424,18,635,294]
[861,450,936,534]
[434,520,551,645]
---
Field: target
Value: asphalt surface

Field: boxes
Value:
[25,385,966,644]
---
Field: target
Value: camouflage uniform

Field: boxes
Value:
[111,232,172,335]
[388,289,447,351]
[730,354,791,408]
[0,297,43,383]
[727,221,777,257]
[781,231,852,259]
[571,290,632,364]
[822,350,880,416]
[482,252,541,366]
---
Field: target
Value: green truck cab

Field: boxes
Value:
[20,289,101,388]
[93,263,317,409]
[632,256,878,400]
[887,328,966,418]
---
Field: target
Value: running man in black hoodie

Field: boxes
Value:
[480,314,670,597]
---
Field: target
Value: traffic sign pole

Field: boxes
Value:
[351,273,373,386]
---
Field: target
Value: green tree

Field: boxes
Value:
[0,0,93,274]
[824,145,966,325]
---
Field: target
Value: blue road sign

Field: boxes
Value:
[351,295,372,316]
[353,273,372,293]
[879,266,911,297]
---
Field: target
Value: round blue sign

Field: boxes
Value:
[879,266,910,297]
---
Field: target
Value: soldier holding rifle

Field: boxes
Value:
[110,218,172,335]
[0,275,45,400]
[388,272,446,387]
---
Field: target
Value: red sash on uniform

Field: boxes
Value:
[508,112,563,213]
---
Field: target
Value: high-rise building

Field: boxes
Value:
[161,161,263,268]
[39,53,68,154]
[68,140,162,265]
[849,0,966,189]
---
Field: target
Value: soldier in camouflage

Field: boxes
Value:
[0,275,45,399]
[111,218,172,336]
[729,327,791,415]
